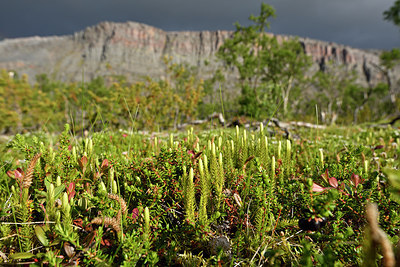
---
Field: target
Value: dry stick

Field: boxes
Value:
[272,207,282,235]
[1,221,56,225]
[250,244,262,263]
[275,230,303,246]
[0,250,7,262]
[0,233,18,241]
[366,203,395,267]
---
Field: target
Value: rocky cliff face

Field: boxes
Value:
[0,21,391,86]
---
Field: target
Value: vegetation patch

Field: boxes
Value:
[0,124,399,265]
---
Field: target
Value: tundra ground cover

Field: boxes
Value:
[0,124,399,266]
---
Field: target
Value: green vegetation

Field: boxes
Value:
[0,3,399,265]
[1,4,399,135]
[384,0,400,27]
[217,3,311,118]
[380,1,400,115]
[0,124,399,265]
[0,56,204,134]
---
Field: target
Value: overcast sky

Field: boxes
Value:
[0,0,399,50]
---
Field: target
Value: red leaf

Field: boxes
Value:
[101,159,109,169]
[351,173,363,187]
[11,168,24,183]
[187,150,195,158]
[79,156,88,173]
[85,182,91,194]
[321,169,329,182]
[15,168,24,178]
[328,177,339,188]
[6,170,15,178]
[80,156,88,167]
[312,183,326,192]
[132,208,139,219]
[101,238,112,247]
[67,182,75,192]
[73,218,83,228]
[67,182,76,201]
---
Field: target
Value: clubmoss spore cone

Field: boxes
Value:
[23,153,42,189]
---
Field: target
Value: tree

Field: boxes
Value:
[384,0,400,27]
[378,49,400,111]
[217,3,311,118]
[380,1,400,112]
[311,61,357,124]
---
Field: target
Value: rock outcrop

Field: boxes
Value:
[0,21,393,86]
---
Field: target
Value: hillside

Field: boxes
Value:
[0,21,391,85]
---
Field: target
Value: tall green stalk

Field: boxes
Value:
[185,168,196,223]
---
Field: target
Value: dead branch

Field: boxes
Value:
[365,202,395,267]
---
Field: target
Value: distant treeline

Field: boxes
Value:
[0,63,394,135]
[0,59,205,134]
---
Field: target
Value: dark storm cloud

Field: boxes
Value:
[0,0,399,49]
[267,0,400,49]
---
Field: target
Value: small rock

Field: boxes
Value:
[208,235,231,257]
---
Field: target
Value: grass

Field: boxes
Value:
[0,124,399,266]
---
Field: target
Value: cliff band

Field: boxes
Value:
[0,21,390,85]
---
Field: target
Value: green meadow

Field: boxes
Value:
[0,124,399,265]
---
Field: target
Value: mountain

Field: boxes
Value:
[0,21,391,85]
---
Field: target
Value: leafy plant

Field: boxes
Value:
[217,3,311,118]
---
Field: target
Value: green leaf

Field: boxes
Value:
[35,190,48,198]
[54,184,65,199]
[9,252,35,260]
[35,225,50,246]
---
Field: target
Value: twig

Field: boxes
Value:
[366,203,395,267]
[161,204,184,215]
[4,193,12,209]
[0,233,18,241]
[1,221,56,225]
[1,221,81,230]
[0,250,8,262]
[272,207,282,235]
[275,230,303,246]
[250,244,262,264]
[27,245,44,253]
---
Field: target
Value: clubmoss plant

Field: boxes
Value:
[198,158,209,224]
[364,159,369,175]
[277,140,282,160]
[169,133,174,149]
[319,148,324,167]
[271,155,276,179]
[184,167,196,223]
[216,152,225,208]
[286,139,291,158]
[2,119,400,265]
[154,136,158,154]
[12,153,41,252]
[143,206,150,245]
